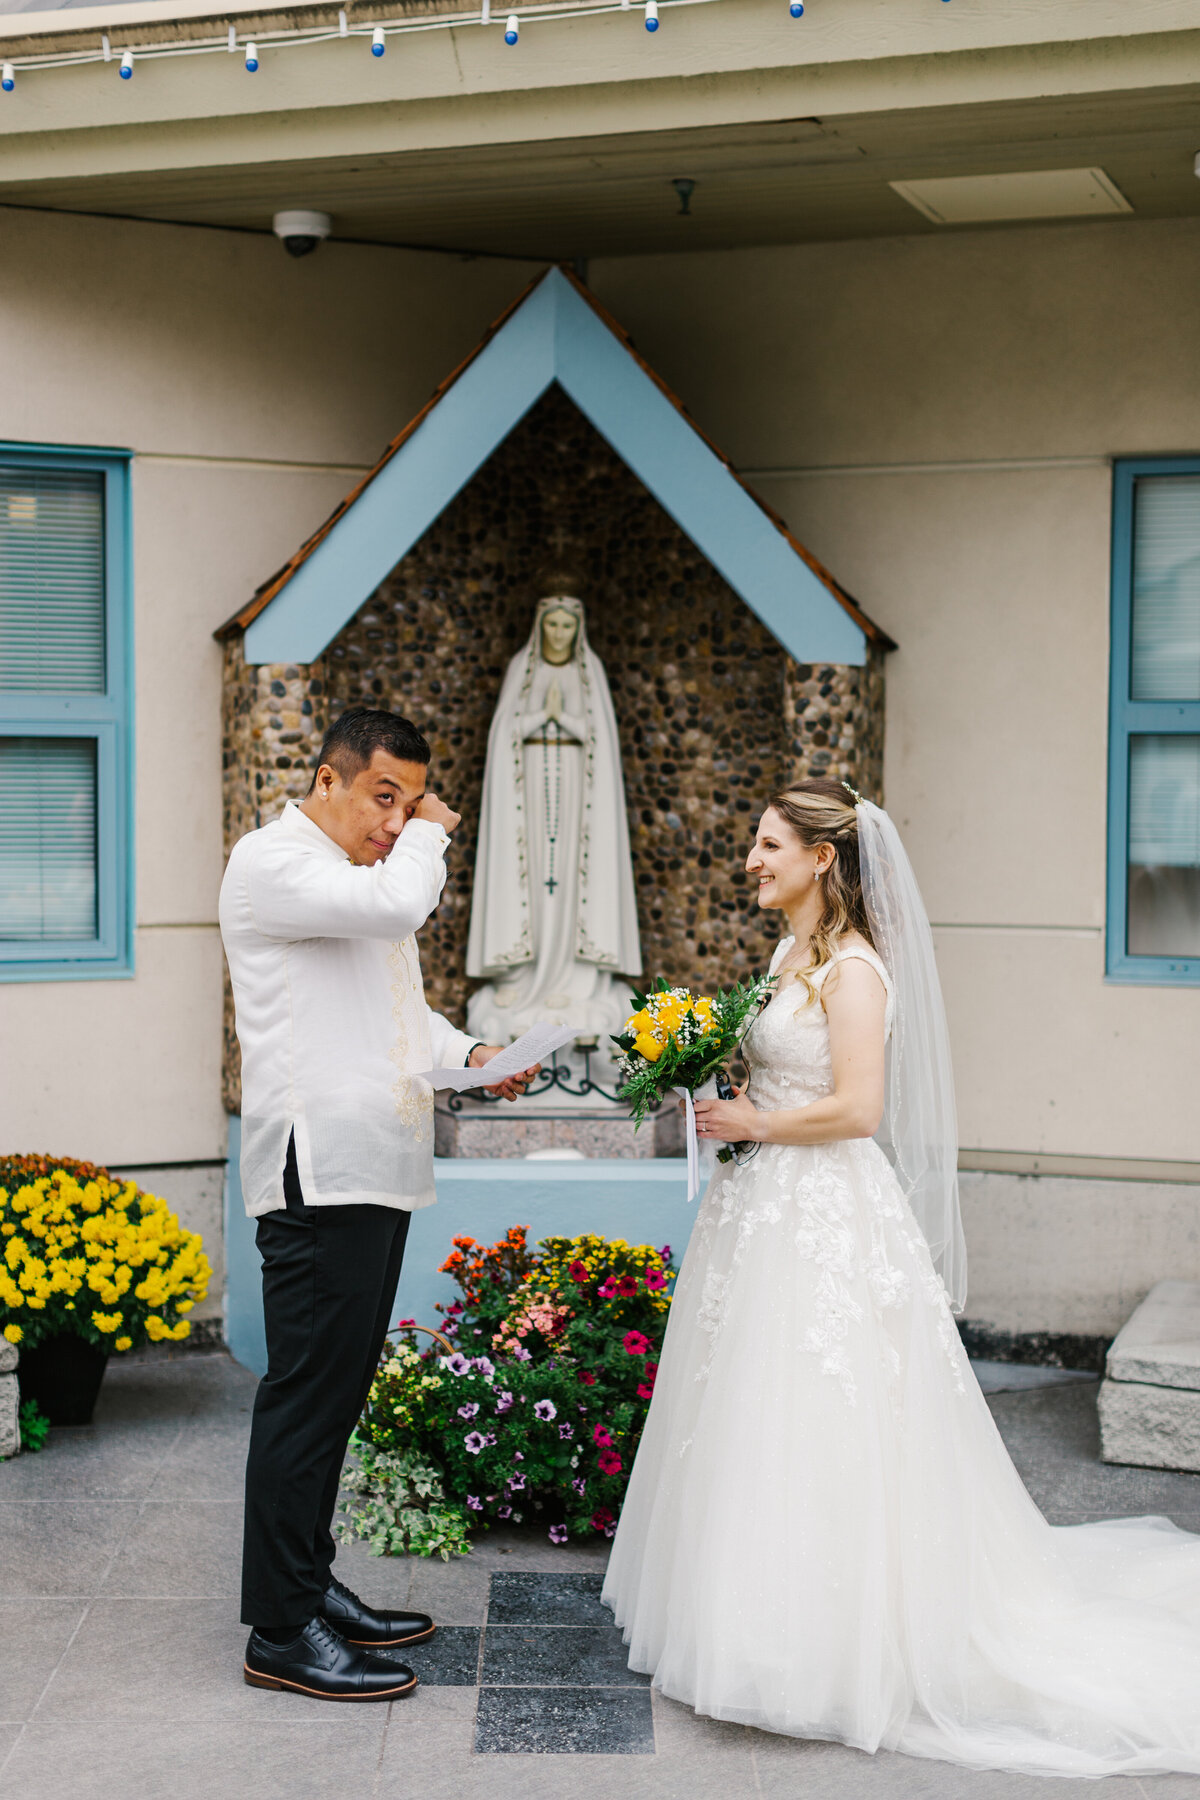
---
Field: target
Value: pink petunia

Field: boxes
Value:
[617,1275,639,1297]
[623,1329,651,1356]
[598,1448,623,1474]
[593,1423,612,1447]
[578,1370,597,1386]
[644,1270,667,1292]
[569,1261,589,1284]
[591,1506,615,1531]
[598,1278,618,1299]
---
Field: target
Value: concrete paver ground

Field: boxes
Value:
[2,1351,1199,1799]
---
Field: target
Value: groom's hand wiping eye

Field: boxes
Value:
[412,793,461,833]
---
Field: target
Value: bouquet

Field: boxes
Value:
[612,976,775,1194]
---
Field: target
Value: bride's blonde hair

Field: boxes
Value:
[766,779,875,1006]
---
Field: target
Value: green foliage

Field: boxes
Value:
[18,1398,49,1453]
[337,1442,472,1560]
[349,1228,675,1551]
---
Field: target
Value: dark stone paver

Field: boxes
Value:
[487,1570,609,1625]
[475,1686,655,1754]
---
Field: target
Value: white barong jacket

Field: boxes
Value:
[219,801,476,1217]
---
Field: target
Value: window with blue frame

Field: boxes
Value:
[1108,459,1200,984]
[0,447,132,980]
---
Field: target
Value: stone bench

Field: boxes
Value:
[1098,1279,1200,1472]
[0,1337,18,1458]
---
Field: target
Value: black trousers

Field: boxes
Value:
[240,1138,411,1628]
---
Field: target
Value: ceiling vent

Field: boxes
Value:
[890,167,1133,225]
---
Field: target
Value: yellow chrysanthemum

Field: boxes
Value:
[114,1336,132,1351]
[91,1310,122,1334]
[3,1323,21,1343]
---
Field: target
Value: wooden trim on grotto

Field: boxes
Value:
[215,265,894,667]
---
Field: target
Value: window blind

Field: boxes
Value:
[1129,735,1200,868]
[0,466,106,694]
[0,737,98,941]
[1131,475,1200,703]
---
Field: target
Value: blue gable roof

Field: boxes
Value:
[230,268,882,667]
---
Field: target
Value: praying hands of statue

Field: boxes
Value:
[467,1043,542,1101]
[546,678,563,724]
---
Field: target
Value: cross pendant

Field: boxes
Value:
[545,874,558,894]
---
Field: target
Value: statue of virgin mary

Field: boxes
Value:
[466,591,642,1046]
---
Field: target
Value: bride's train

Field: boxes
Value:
[603,946,1200,1777]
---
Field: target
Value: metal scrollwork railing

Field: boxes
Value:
[444,1039,659,1112]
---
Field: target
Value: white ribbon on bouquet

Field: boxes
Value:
[673,1077,719,1203]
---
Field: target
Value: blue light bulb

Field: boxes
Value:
[789,0,804,14]
[644,0,659,27]
[504,13,519,42]
[371,25,386,54]
[119,50,133,78]
[1,63,13,92]
[245,43,259,70]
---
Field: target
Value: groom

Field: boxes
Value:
[220,706,534,1700]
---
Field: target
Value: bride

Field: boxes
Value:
[603,778,1200,1777]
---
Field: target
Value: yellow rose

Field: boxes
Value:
[633,1032,663,1063]
[2,1324,21,1344]
[624,1008,654,1037]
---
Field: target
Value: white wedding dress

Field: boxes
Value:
[603,941,1200,1776]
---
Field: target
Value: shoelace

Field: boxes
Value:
[326,1575,366,1610]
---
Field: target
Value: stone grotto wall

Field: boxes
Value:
[221,385,886,1113]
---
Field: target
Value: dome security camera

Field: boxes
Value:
[272,210,332,258]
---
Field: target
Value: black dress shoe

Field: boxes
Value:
[244,1617,417,1700]
[319,1573,435,1647]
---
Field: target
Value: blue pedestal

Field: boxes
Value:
[223,1116,692,1378]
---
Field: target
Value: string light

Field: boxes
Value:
[1,62,13,91]
[1,0,739,85]
[245,40,259,69]
[789,0,804,14]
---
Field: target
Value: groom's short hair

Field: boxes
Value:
[309,707,431,791]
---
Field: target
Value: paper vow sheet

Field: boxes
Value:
[417,1022,581,1093]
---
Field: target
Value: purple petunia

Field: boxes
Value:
[472,1356,495,1378]
[511,1345,532,1363]
[549,1524,569,1544]
[497,1504,512,1519]
[508,1472,526,1492]
[441,1317,459,1335]
[559,1422,574,1440]
[458,1402,480,1420]
[495,1390,514,1414]
[464,1431,487,1455]
[513,1450,524,1462]
[466,1495,483,1511]
[445,1352,472,1377]
[533,1399,557,1422]
[572,1476,587,1496]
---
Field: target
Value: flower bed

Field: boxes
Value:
[0,1155,211,1353]
[339,1227,674,1558]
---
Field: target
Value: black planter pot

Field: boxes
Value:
[18,1334,109,1426]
